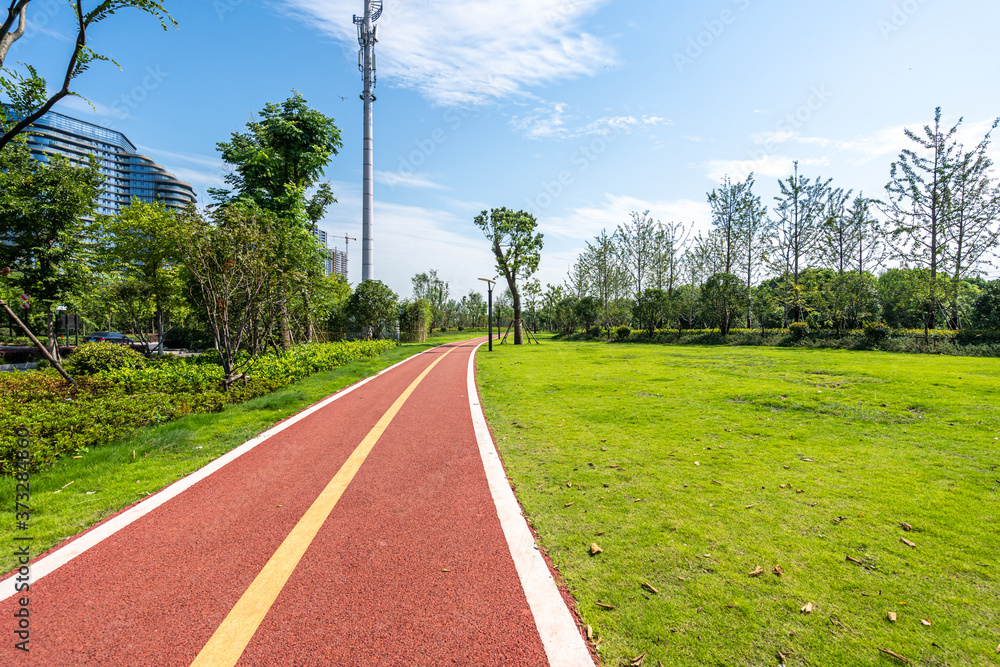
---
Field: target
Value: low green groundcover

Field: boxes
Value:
[0,340,394,473]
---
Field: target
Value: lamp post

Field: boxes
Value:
[478,278,495,352]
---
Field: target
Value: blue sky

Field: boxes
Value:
[10,0,1000,297]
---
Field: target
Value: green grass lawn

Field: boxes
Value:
[477,336,1000,666]
[0,331,482,575]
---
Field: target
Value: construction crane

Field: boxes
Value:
[340,234,358,255]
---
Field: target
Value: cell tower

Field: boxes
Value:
[354,0,382,282]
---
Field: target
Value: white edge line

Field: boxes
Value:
[466,343,594,667]
[1,344,444,602]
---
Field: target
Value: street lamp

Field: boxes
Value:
[478,278,495,352]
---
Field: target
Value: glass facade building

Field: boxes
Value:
[15,109,196,215]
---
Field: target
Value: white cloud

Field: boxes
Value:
[375,170,446,190]
[704,156,829,183]
[542,194,712,240]
[281,0,616,106]
[511,105,671,140]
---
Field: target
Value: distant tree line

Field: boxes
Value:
[547,109,1000,337]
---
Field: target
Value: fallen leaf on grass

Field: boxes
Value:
[877,648,910,663]
[995,644,999,654]
[832,516,847,524]
[641,582,659,594]
[846,556,862,565]
[745,504,757,509]
[630,652,646,666]
[712,480,722,485]
[748,566,764,577]
[595,601,615,610]
[773,565,783,576]
[586,625,593,640]
[694,461,700,466]
[564,502,575,507]
[899,522,913,531]
[920,619,931,626]
[887,612,897,622]
[567,481,573,488]
[590,543,603,556]
[900,538,916,548]
[801,602,813,613]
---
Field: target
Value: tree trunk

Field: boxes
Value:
[0,300,75,385]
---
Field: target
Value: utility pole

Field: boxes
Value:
[354,0,382,282]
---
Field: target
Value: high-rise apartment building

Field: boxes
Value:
[13,108,196,215]
[310,227,348,279]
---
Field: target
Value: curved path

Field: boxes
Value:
[2,340,594,666]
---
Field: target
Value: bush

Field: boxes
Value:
[1,339,397,473]
[864,321,891,343]
[66,341,145,375]
[587,325,603,339]
[616,326,632,341]
[788,322,809,341]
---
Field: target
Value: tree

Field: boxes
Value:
[347,280,398,340]
[411,269,449,328]
[101,199,184,354]
[700,273,748,336]
[175,202,278,385]
[473,207,543,345]
[884,108,962,333]
[942,122,1000,328]
[971,280,1000,329]
[0,140,102,360]
[615,210,657,300]
[632,288,669,335]
[579,229,629,327]
[709,173,768,327]
[574,296,600,330]
[770,162,832,322]
[1,1,175,151]
[213,92,343,347]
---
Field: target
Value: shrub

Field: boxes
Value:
[788,322,809,341]
[864,321,891,343]
[616,326,632,341]
[587,325,603,339]
[66,341,145,375]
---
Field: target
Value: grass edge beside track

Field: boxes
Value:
[0,333,480,575]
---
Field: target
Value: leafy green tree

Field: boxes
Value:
[398,298,431,343]
[971,280,1000,329]
[573,296,600,330]
[101,199,186,353]
[212,92,343,347]
[1,1,175,150]
[176,202,279,385]
[347,280,398,340]
[0,140,102,359]
[474,207,543,345]
[770,162,832,322]
[615,210,657,300]
[411,269,449,328]
[700,273,748,336]
[632,288,669,335]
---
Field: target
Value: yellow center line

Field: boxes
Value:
[191,345,456,667]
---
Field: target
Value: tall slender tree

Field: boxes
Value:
[474,208,543,345]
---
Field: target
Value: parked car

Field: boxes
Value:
[83,332,135,345]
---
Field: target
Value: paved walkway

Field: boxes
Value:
[2,340,594,666]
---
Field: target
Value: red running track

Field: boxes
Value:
[1,340,592,666]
